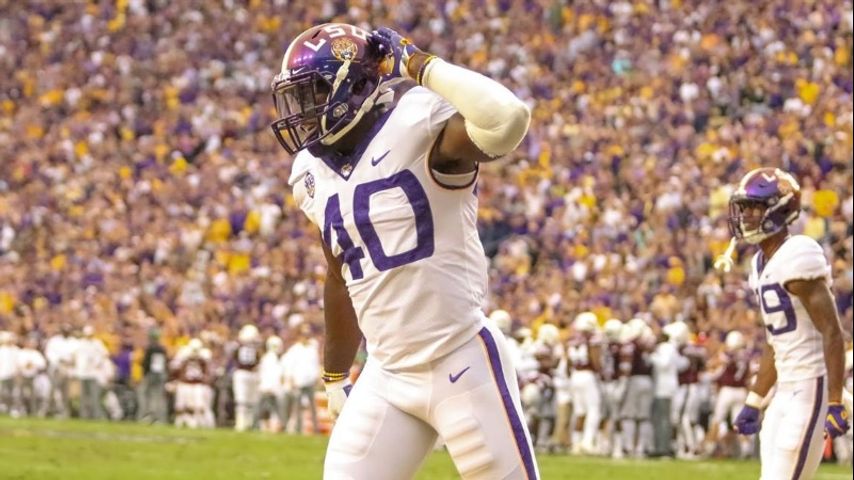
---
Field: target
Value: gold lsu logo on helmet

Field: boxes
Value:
[331,38,358,61]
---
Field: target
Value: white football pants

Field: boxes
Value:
[324,323,539,480]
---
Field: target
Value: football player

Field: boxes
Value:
[707,331,752,458]
[664,320,706,459]
[274,23,536,479]
[0,331,19,416]
[567,312,603,455]
[172,339,213,428]
[600,318,627,458]
[723,168,850,478]
[618,318,656,457]
[522,324,560,452]
[232,324,261,431]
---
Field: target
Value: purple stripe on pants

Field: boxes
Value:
[478,327,538,480]
[791,376,824,480]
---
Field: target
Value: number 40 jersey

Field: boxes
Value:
[749,235,832,383]
[288,87,488,372]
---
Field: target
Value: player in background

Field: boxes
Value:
[172,338,214,428]
[523,323,560,452]
[665,320,707,459]
[17,336,47,417]
[551,323,573,454]
[567,312,603,455]
[44,324,75,418]
[0,331,19,416]
[719,168,850,479]
[489,309,522,369]
[274,22,536,479]
[619,318,656,457]
[600,318,626,458]
[232,324,261,431]
[707,331,753,458]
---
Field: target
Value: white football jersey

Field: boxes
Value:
[289,87,487,371]
[749,235,831,382]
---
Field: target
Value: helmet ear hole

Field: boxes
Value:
[762,219,775,232]
[351,78,368,95]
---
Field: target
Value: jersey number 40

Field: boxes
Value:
[323,170,434,279]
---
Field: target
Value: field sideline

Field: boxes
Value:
[0,418,851,480]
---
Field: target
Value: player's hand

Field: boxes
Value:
[370,27,429,82]
[734,405,761,435]
[324,378,352,420]
[825,403,850,438]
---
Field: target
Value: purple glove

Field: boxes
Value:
[370,27,425,81]
[734,405,761,435]
[826,403,850,438]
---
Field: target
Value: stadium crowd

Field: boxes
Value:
[0,0,852,464]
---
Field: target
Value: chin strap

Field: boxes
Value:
[714,237,737,272]
[320,61,392,147]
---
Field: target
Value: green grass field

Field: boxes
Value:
[0,417,850,480]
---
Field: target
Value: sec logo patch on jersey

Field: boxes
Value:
[304,172,315,198]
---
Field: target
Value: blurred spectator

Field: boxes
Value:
[258,335,284,432]
[138,328,168,424]
[285,323,320,435]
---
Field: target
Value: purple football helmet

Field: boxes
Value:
[270,23,385,155]
[728,168,801,244]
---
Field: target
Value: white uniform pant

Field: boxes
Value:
[233,369,259,431]
[324,323,539,480]
[175,383,213,428]
[602,380,626,421]
[672,383,702,425]
[570,370,602,449]
[620,375,653,420]
[712,386,747,427]
[759,376,827,480]
[672,383,703,453]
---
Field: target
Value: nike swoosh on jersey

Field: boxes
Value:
[370,150,391,166]
[449,366,471,383]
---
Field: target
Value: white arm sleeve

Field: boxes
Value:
[421,59,531,158]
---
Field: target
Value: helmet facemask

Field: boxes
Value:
[270,58,385,156]
[271,71,339,155]
[728,193,798,245]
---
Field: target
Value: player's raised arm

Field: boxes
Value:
[786,277,851,438]
[320,236,362,419]
[371,28,531,172]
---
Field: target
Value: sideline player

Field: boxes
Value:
[272,23,537,479]
[721,168,850,478]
